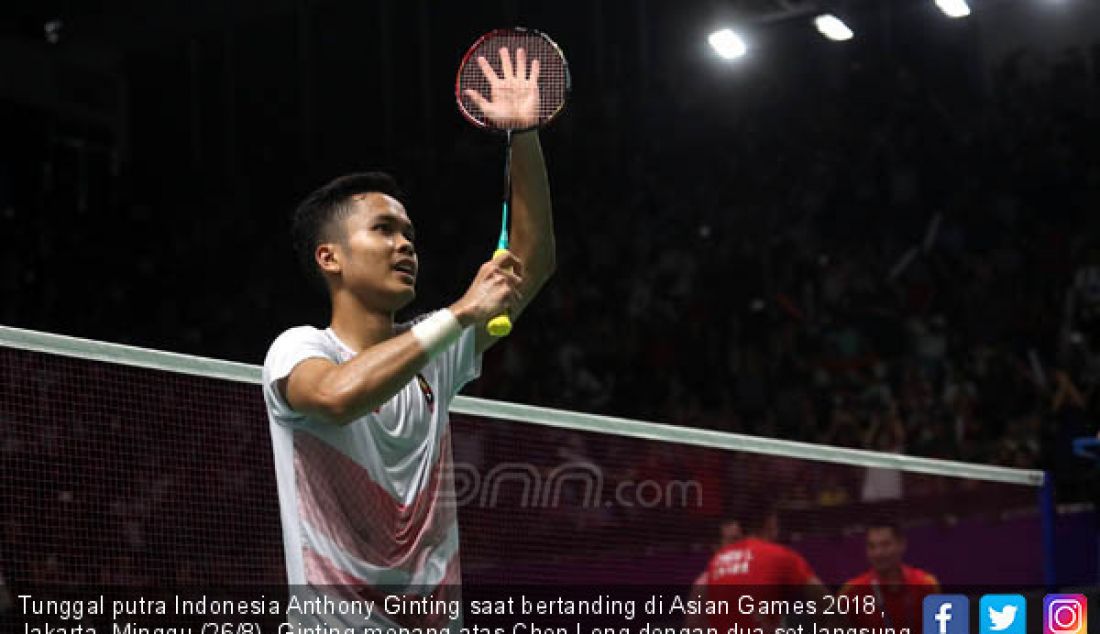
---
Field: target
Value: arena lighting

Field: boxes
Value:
[934,0,972,18]
[813,14,854,41]
[708,28,748,59]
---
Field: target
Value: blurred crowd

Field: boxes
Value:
[471,45,1100,503]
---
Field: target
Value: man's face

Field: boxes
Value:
[325,193,418,311]
[866,527,905,574]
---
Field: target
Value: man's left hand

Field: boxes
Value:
[464,47,540,129]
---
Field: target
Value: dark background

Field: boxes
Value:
[2,0,1099,501]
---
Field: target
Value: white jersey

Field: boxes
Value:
[262,322,479,629]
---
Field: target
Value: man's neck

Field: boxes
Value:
[875,566,904,583]
[329,292,395,353]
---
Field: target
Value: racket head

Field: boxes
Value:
[455,27,571,133]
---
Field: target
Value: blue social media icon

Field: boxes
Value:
[980,595,1026,634]
[924,595,970,634]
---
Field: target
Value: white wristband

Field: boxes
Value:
[411,309,463,358]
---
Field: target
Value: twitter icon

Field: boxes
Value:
[980,595,1026,634]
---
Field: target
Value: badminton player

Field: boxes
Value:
[702,504,831,632]
[683,520,742,629]
[261,50,553,629]
[838,523,939,631]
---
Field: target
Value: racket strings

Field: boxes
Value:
[457,31,569,130]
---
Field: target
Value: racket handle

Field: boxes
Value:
[487,248,513,337]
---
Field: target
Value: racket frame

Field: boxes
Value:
[455,26,570,337]
[454,26,572,135]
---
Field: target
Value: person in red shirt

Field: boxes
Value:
[683,520,743,629]
[692,520,744,587]
[839,523,940,631]
[701,504,830,632]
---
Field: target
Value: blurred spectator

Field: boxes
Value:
[839,523,940,632]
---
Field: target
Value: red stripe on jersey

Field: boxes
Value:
[294,430,457,569]
[301,545,462,630]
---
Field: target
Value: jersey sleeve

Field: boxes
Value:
[262,326,337,422]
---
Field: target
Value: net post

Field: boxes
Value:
[1039,470,1058,589]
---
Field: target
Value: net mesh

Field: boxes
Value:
[0,346,284,587]
[456,29,569,130]
[0,335,1044,594]
[449,414,1042,587]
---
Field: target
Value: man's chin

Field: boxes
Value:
[392,287,416,310]
[354,286,415,313]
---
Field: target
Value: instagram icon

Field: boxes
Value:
[1044,595,1087,634]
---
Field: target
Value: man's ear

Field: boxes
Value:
[316,242,341,275]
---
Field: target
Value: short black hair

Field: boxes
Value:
[866,521,905,539]
[291,171,404,289]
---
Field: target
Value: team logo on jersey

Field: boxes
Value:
[416,373,435,413]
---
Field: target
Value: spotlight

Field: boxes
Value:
[708,28,748,60]
[934,0,971,18]
[813,14,854,41]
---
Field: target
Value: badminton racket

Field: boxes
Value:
[455,27,570,336]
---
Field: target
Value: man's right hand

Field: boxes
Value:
[450,251,524,328]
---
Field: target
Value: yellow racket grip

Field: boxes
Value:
[487,248,513,337]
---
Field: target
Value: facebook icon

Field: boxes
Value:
[924,595,970,634]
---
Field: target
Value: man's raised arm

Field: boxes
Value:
[477,130,556,354]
